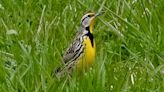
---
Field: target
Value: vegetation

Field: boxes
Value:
[0,0,164,91]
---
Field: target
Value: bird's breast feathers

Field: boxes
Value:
[77,36,96,70]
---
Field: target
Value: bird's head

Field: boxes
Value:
[80,12,100,33]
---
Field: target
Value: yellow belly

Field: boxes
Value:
[77,37,96,71]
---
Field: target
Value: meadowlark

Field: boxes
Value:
[55,12,100,78]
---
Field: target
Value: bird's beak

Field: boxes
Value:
[95,12,104,17]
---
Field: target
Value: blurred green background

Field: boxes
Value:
[0,0,164,91]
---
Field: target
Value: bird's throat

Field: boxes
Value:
[85,26,94,47]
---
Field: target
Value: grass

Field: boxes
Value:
[0,0,164,91]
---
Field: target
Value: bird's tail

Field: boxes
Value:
[52,67,65,79]
[52,62,75,79]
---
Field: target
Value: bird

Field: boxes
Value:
[55,12,100,78]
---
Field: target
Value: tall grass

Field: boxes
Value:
[0,0,164,91]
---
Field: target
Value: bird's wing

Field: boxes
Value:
[55,41,83,79]
[63,37,83,63]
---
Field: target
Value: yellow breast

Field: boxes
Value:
[77,36,96,70]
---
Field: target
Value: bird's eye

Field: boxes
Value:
[88,15,91,17]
